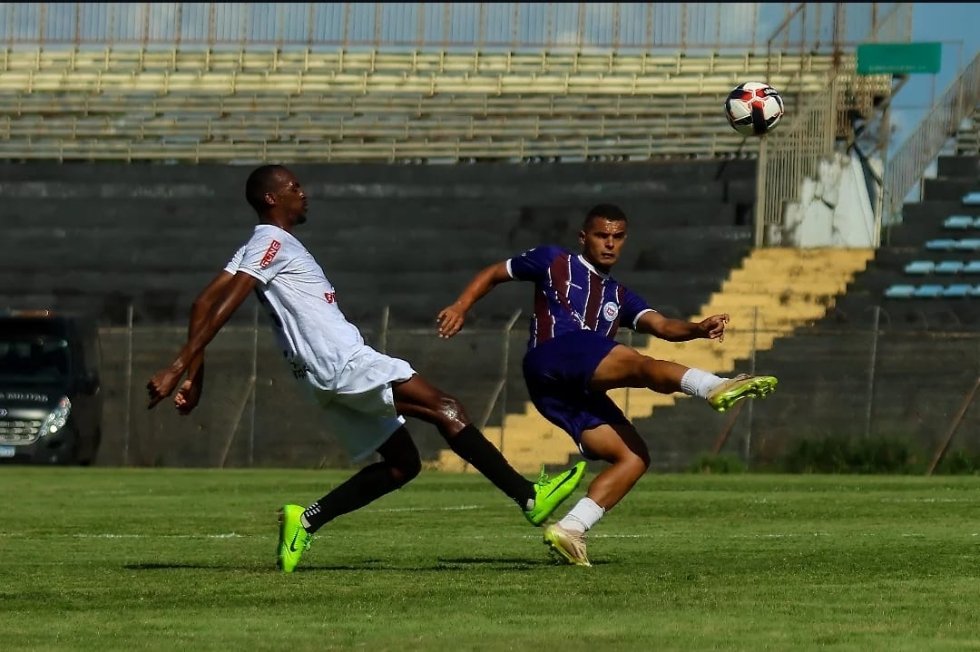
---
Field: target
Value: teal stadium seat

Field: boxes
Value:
[942,284,972,298]
[904,260,935,275]
[934,261,964,274]
[964,261,980,274]
[943,215,974,229]
[973,285,980,298]
[962,192,980,206]
[884,284,915,299]
[926,239,957,251]
[954,239,980,251]
[912,285,944,299]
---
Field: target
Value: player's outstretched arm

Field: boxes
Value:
[147,272,257,408]
[174,270,236,414]
[437,261,512,339]
[636,311,729,343]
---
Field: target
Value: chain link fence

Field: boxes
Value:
[96,303,980,472]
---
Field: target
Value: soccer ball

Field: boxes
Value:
[725,82,785,137]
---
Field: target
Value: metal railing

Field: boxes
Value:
[883,52,980,222]
[89,305,980,471]
[752,2,912,246]
[754,76,840,246]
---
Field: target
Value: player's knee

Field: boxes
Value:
[435,394,470,431]
[638,356,662,380]
[389,453,422,486]
[636,447,651,472]
[617,449,649,478]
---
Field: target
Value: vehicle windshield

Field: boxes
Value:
[0,336,71,383]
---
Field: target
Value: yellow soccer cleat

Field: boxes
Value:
[707,374,778,413]
[543,522,592,567]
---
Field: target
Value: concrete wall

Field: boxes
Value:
[11,157,977,471]
[3,159,757,468]
[0,159,755,328]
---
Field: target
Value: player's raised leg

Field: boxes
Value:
[590,344,777,413]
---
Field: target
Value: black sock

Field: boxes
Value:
[302,462,408,534]
[447,424,534,508]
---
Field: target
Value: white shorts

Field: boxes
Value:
[307,346,417,462]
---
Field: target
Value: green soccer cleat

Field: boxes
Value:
[707,374,778,413]
[277,504,312,573]
[523,461,587,526]
[543,522,592,567]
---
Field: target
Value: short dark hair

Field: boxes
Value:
[245,165,289,212]
[583,203,628,229]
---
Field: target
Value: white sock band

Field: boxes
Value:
[680,368,725,399]
[558,497,606,533]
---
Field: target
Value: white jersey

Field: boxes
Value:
[225,224,365,392]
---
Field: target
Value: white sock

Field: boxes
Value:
[680,368,726,399]
[558,497,605,533]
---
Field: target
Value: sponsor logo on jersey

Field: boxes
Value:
[324,291,336,304]
[260,240,281,268]
[603,301,620,321]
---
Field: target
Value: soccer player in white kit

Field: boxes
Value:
[146,165,586,573]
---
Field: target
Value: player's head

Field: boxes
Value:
[579,203,628,272]
[245,164,308,227]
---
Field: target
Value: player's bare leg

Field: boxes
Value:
[579,423,650,509]
[544,423,649,567]
[590,344,776,412]
[590,345,690,393]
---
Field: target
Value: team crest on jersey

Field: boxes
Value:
[603,301,619,321]
[260,240,281,268]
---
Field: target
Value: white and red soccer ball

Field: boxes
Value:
[725,82,785,137]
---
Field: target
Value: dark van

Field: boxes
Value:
[0,311,102,464]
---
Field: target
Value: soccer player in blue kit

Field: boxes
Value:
[437,203,777,566]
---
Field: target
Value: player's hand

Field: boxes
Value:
[698,313,730,342]
[174,378,202,415]
[436,304,466,339]
[146,365,184,409]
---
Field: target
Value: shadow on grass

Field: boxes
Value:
[123,556,580,572]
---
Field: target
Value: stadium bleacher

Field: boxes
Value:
[0,48,890,162]
[878,164,980,307]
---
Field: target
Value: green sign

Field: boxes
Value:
[857,42,942,75]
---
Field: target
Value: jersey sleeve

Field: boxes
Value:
[236,233,291,283]
[223,245,246,275]
[620,286,655,329]
[506,245,563,282]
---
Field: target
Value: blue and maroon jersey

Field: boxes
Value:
[507,245,654,349]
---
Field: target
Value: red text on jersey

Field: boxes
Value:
[260,240,281,268]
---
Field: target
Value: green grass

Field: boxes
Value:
[2,469,980,651]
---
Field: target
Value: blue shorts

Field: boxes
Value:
[522,330,628,458]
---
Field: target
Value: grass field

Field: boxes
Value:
[2,469,979,651]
